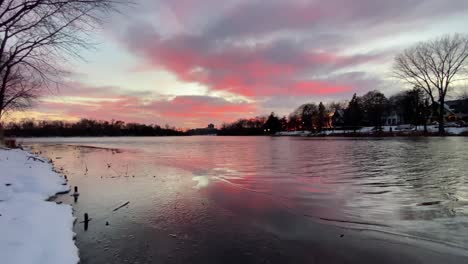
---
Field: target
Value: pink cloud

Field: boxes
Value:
[35,85,256,128]
[146,96,256,120]
[119,0,468,101]
[125,29,380,98]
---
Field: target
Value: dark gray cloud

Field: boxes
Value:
[205,0,468,40]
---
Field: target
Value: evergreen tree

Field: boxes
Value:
[263,112,282,134]
[344,94,363,132]
[317,102,328,131]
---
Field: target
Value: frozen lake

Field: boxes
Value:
[23,136,468,263]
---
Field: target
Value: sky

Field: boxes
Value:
[8,0,468,129]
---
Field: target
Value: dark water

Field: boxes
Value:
[23,136,468,263]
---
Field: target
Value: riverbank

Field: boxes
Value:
[276,125,468,137]
[0,148,79,264]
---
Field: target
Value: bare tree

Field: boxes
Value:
[393,34,468,134]
[0,66,41,118]
[0,0,126,139]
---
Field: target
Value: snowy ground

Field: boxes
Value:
[276,125,468,136]
[0,148,79,264]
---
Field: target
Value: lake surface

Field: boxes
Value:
[23,136,468,263]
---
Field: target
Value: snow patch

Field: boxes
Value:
[276,126,468,136]
[0,149,79,264]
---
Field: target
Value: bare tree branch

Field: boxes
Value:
[0,0,129,126]
[393,34,468,134]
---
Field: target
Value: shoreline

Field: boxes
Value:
[276,131,468,137]
[274,125,468,137]
[6,125,467,138]
[11,133,468,138]
[0,148,79,264]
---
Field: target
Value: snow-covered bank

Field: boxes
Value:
[0,149,79,264]
[276,125,468,136]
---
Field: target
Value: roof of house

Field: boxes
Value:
[446,99,468,114]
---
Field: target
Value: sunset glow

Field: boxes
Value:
[14,0,468,128]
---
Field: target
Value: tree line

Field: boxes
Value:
[5,86,467,137]
[219,87,468,135]
[4,119,183,137]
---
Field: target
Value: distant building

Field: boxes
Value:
[446,99,468,121]
[186,123,218,136]
[430,102,458,122]
[384,111,403,126]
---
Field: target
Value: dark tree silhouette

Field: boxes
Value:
[344,93,363,132]
[280,116,288,131]
[394,34,468,134]
[407,88,430,130]
[390,87,431,132]
[288,114,300,131]
[219,117,266,135]
[298,103,318,131]
[263,112,282,134]
[5,119,182,137]
[361,90,389,131]
[317,102,328,131]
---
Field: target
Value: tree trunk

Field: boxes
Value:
[0,107,4,144]
[438,98,445,135]
[0,124,4,145]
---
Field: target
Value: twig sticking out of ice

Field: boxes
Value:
[27,155,46,163]
[113,201,130,212]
